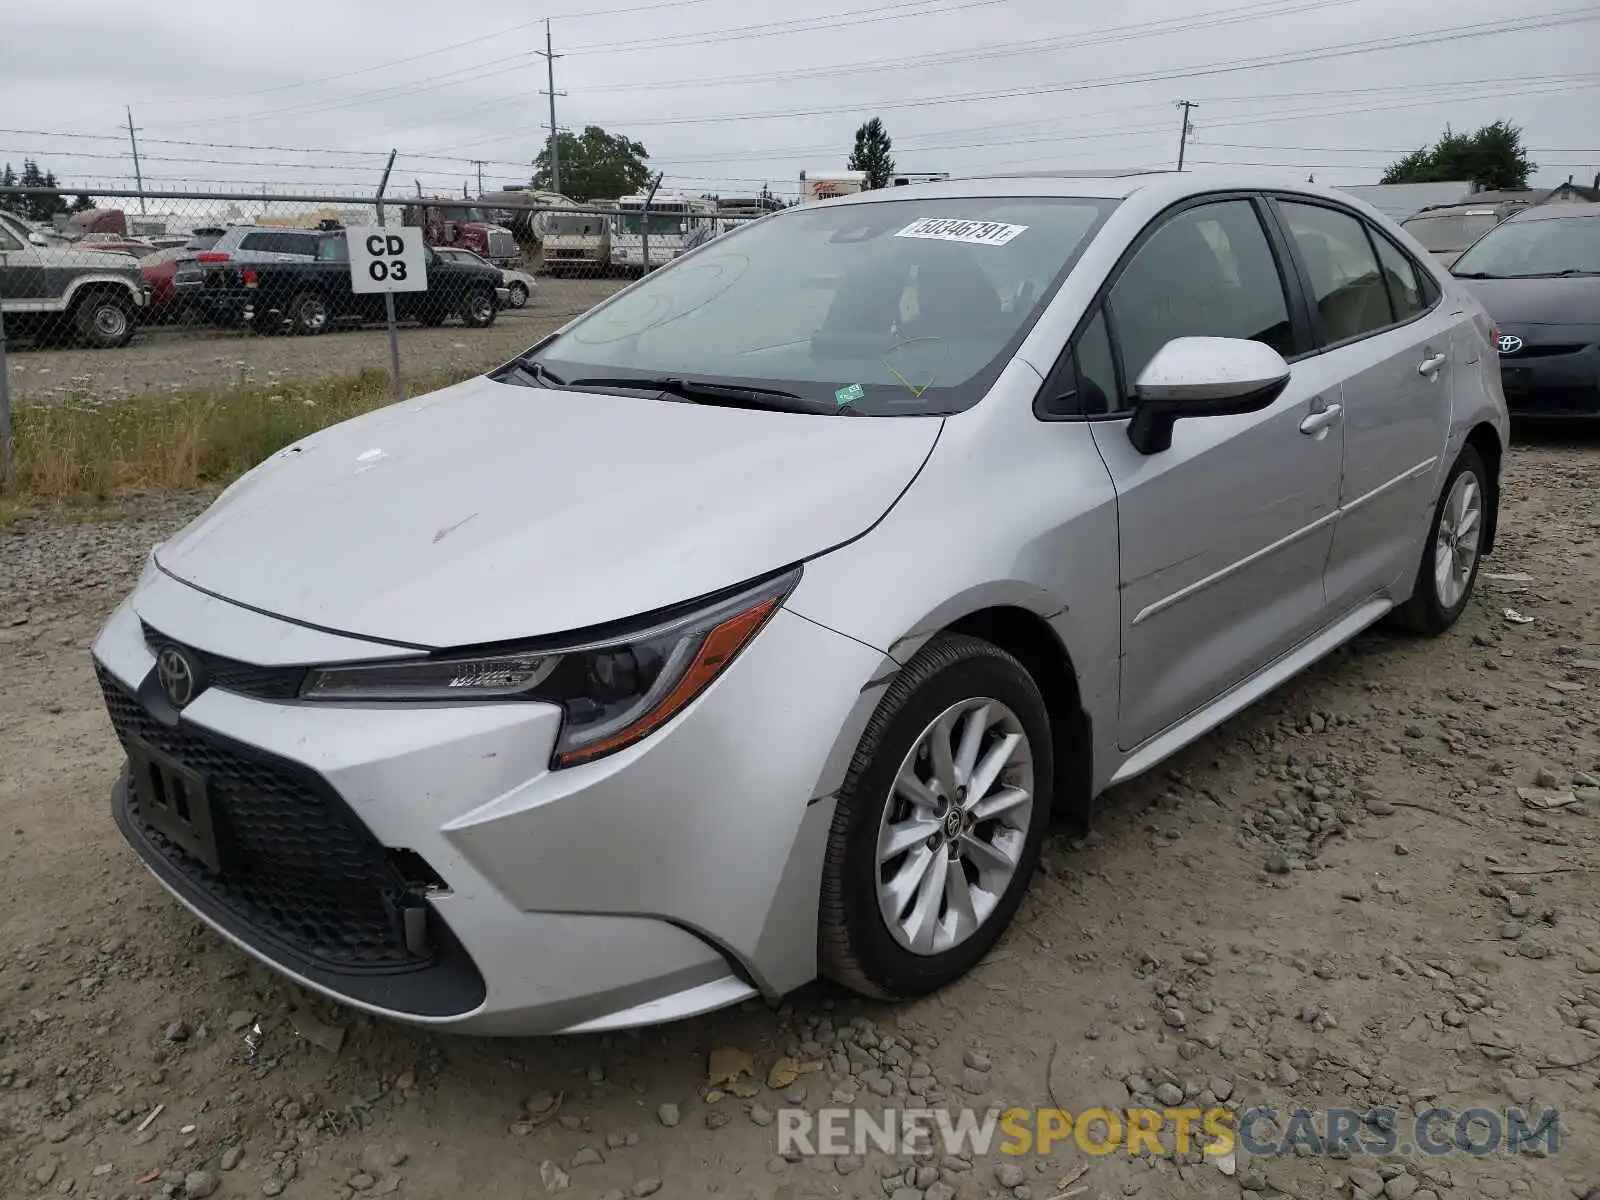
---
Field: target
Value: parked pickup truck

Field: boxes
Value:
[0,210,150,348]
[193,232,509,334]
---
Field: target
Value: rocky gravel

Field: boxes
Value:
[2,432,1598,1200]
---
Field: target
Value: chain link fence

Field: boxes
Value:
[0,184,762,487]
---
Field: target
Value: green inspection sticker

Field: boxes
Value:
[835,383,865,405]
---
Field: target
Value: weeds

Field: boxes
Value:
[2,365,470,508]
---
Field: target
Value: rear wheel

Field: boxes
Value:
[1392,445,1489,635]
[74,289,136,348]
[460,286,497,329]
[819,634,1053,999]
[287,290,330,336]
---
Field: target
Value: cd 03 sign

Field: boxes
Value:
[346,226,428,294]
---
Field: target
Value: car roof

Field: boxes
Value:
[820,168,1397,209]
[1506,201,1600,221]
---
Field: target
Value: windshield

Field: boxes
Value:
[616,209,694,237]
[436,206,488,223]
[548,213,605,236]
[1402,211,1502,253]
[1450,212,1600,277]
[314,237,348,262]
[518,195,1117,415]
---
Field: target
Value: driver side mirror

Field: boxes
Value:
[1127,336,1290,456]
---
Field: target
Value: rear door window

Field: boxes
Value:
[1277,202,1395,344]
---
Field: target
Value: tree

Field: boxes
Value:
[70,194,96,214]
[0,160,69,223]
[533,125,650,202]
[1381,122,1535,192]
[848,118,895,189]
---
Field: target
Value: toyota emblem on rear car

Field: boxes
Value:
[1497,334,1523,355]
[156,646,198,709]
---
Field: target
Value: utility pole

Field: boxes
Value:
[125,106,146,213]
[1175,100,1197,172]
[473,160,485,197]
[535,20,567,194]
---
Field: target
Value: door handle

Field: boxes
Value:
[1299,402,1343,435]
[1417,352,1448,376]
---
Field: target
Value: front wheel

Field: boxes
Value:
[819,634,1053,999]
[507,281,529,308]
[75,290,136,348]
[1392,445,1489,635]
[460,287,497,328]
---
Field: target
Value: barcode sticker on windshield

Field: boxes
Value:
[894,218,1028,247]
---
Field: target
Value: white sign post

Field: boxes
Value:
[347,222,427,404]
[346,226,428,294]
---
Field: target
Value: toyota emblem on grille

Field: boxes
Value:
[1497,334,1523,355]
[156,646,199,709]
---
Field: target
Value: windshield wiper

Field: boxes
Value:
[1451,271,1498,279]
[561,376,842,415]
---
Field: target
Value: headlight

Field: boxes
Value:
[299,567,799,768]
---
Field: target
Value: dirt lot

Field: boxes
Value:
[2,434,1598,1200]
[4,276,625,402]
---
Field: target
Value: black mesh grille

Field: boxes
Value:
[141,622,307,701]
[99,666,430,973]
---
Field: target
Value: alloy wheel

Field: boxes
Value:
[875,698,1034,956]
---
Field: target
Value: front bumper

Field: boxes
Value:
[494,286,510,305]
[1499,344,1600,417]
[91,568,881,1034]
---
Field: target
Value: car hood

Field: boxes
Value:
[1454,275,1600,327]
[153,376,941,648]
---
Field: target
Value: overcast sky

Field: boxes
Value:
[2,0,1595,204]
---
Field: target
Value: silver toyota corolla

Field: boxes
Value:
[92,171,1508,1035]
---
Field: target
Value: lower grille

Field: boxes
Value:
[99,666,430,973]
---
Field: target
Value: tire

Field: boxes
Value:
[74,289,136,348]
[287,290,330,336]
[460,286,497,329]
[819,634,1054,999]
[1392,445,1489,635]
[507,281,529,308]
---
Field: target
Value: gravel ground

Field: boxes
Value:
[4,276,624,402]
[2,434,1598,1200]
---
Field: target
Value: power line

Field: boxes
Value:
[387,0,1364,134]
[559,0,1358,91]
[144,0,1005,127]
[425,8,1600,148]
[560,0,1006,56]
[127,0,721,108]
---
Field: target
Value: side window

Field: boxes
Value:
[1278,202,1395,344]
[1370,230,1428,321]
[238,233,273,252]
[1107,199,1294,407]
[0,224,21,252]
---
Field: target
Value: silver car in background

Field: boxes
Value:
[92,171,1507,1035]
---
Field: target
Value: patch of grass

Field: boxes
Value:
[2,365,472,507]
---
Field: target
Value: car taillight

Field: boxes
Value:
[242,269,259,287]
[196,252,230,262]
